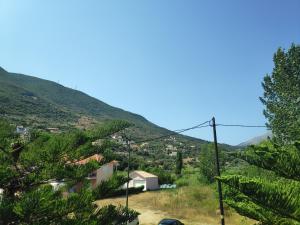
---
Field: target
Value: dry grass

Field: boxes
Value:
[97,186,253,225]
[97,167,254,225]
[138,186,252,225]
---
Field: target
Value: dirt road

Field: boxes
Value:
[96,192,244,225]
[97,195,170,225]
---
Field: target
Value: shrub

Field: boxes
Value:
[175,179,189,187]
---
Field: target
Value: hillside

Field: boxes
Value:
[0,67,149,130]
[0,67,210,146]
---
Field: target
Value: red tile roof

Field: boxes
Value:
[75,154,104,165]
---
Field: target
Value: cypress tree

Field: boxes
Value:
[175,151,183,175]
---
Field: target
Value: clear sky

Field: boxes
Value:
[0,0,299,145]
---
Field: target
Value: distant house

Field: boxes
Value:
[49,180,66,191]
[125,170,159,191]
[73,154,119,190]
[16,126,27,134]
[0,188,3,201]
[166,144,177,151]
[169,151,177,157]
[46,128,60,133]
[183,157,194,164]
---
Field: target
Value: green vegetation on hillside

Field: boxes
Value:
[0,66,237,172]
[0,66,211,147]
[0,67,149,130]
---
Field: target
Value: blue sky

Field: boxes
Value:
[0,0,299,145]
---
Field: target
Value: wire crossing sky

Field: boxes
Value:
[0,0,299,145]
[134,119,269,144]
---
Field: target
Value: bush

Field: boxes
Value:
[93,174,128,199]
[175,179,189,187]
[146,168,175,185]
[110,186,144,198]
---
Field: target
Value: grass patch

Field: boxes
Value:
[150,167,253,224]
[98,167,253,224]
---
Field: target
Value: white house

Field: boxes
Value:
[126,170,159,191]
[0,188,3,202]
[16,126,27,134]
[49,180,65,191]
[51,154,119,192]
[73,154,119,190]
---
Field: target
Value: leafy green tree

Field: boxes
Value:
[198,144,216,183]
[198,143,227,184]
[0,119,138,225]
[260,44,300,144]
[146,167,175,185]
[175,151,183,175]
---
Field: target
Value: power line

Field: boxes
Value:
[129,121,270,145]
[215,123,268,128]
[174,120,211,132]
[135,120,211,144]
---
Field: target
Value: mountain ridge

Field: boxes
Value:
[0,66,212,147]
[237,132,272,147]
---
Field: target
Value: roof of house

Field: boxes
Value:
[131,170,158,178]
[109,160,120,166]
[75,154,104,165]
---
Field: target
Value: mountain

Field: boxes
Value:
[237,132,272,147]
[0,66,210,147]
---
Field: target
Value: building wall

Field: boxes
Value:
[90,178,97,188]
[96,163,114,185]
[145,177,159,190]
[129,173,159,191]
[132,177,146,191]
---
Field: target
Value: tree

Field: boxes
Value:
[146,167,175,185]
[260,44,300,144]
[198,144,216,183]
[198,143,227,184]
[219,141,300,224]
[218,44,300,224]
[175,151,183,176]
[0,119,139,225]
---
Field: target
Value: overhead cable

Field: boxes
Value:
[135,120,211,144]
[216,123,267,128]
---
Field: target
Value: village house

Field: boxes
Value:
[46,127,60,133]
[50,154,119,192]
[169,151,177,157]
[124,170,159,191]
[74,154,119,189]
[16,125,27,134]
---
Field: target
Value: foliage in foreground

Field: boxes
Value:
[0,119,139,225]
[219,44,300,225]
[93,173,144,199]
[219,141,300,225]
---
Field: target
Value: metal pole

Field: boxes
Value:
[212,117,225,225]
[125,137,131,225]
[126,140,130,209]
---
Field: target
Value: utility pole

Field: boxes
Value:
[124,133,132,225]
[212,117,225,225]
[125,139,131,210]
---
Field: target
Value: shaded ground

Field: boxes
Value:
[96,191,252,225]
